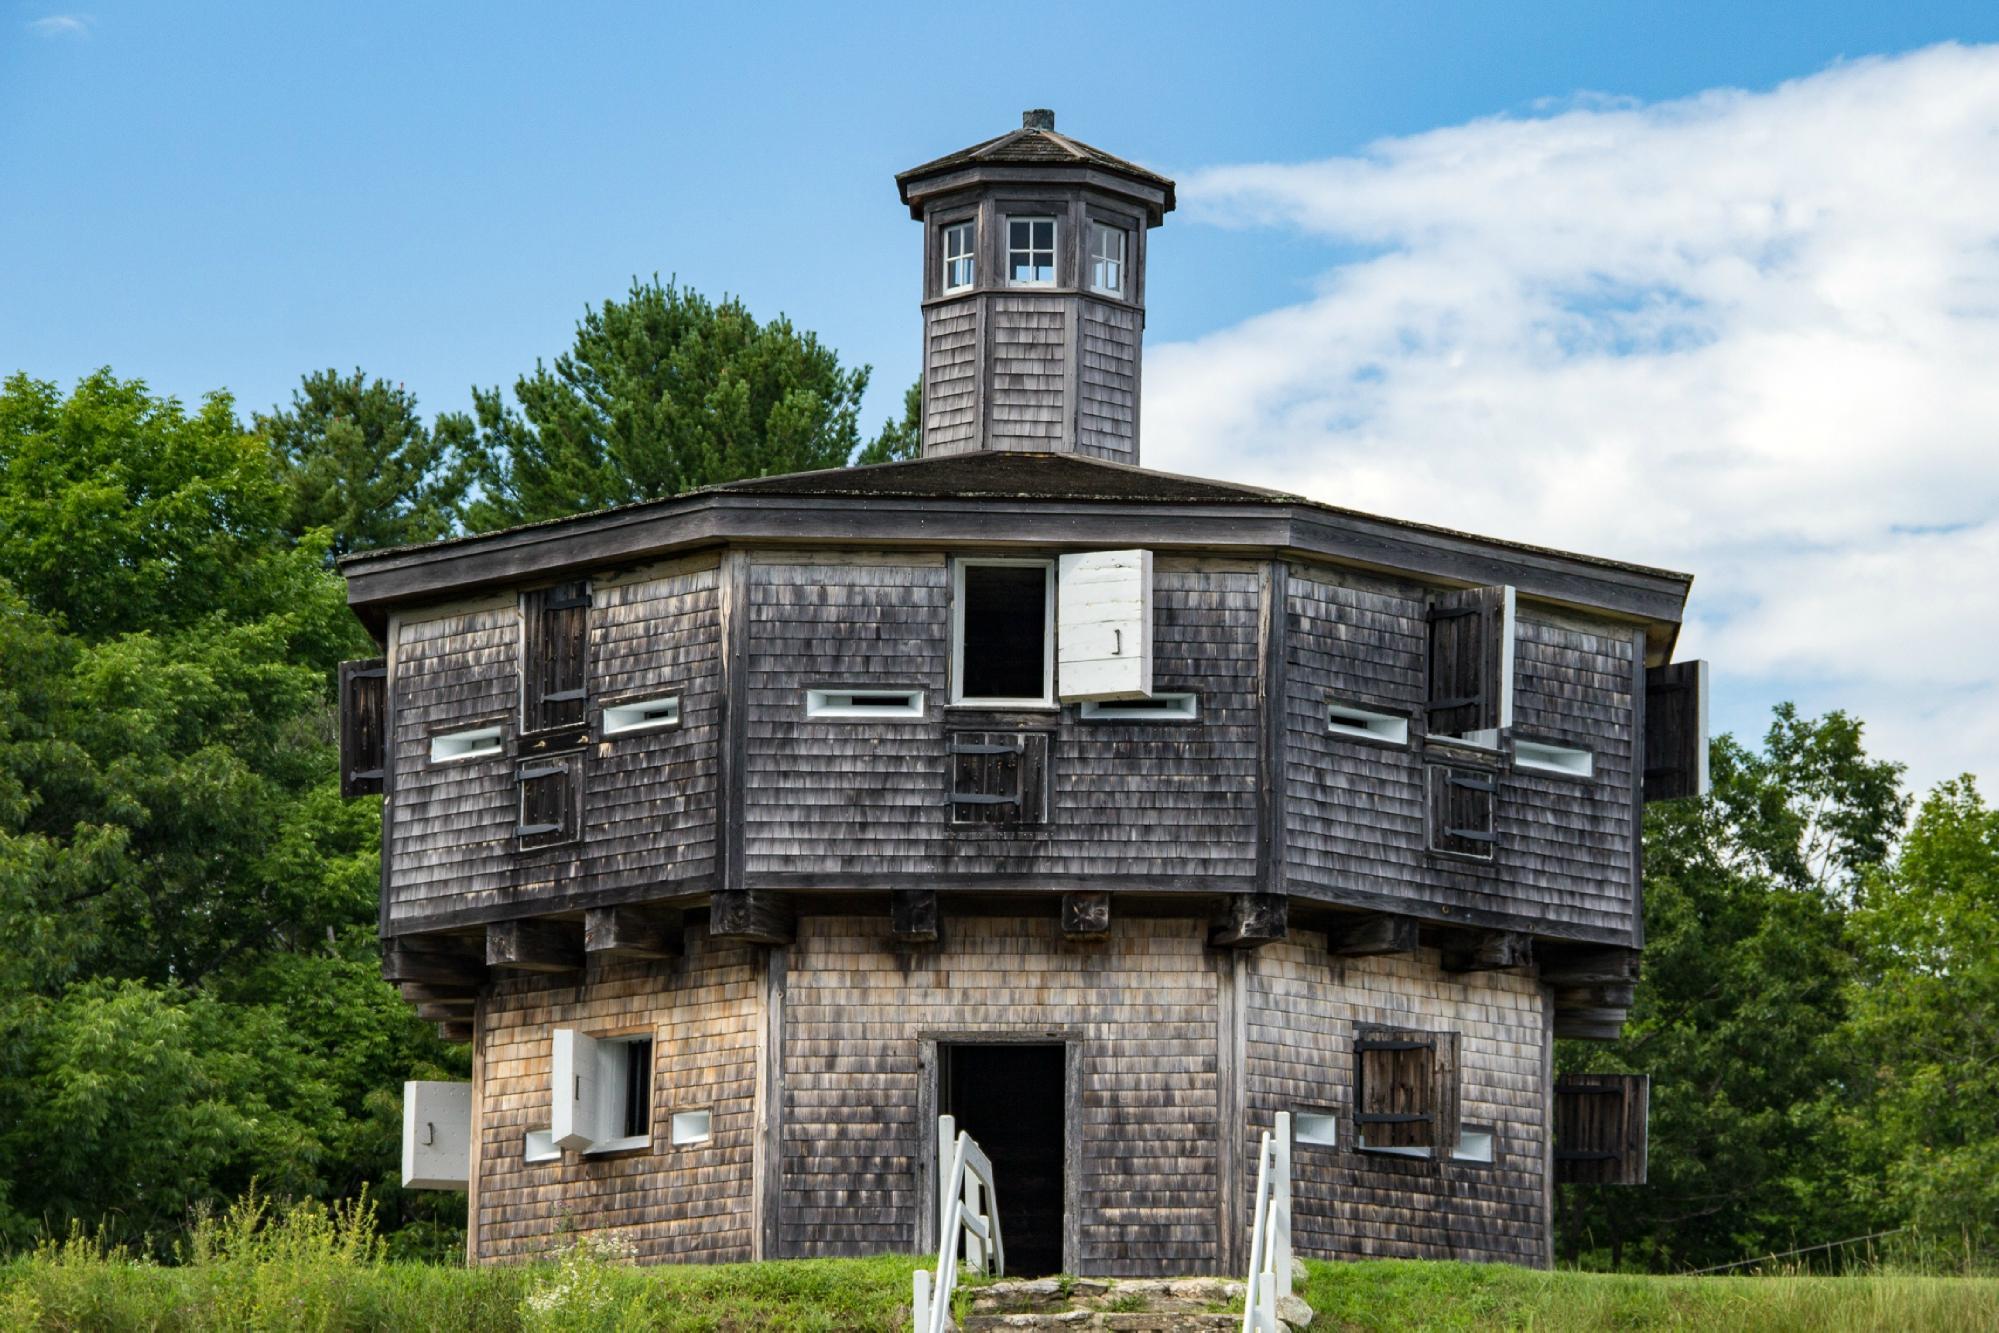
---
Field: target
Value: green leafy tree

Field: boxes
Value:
[854,376,922,465]
[0,371,460,1252]
[1557,705,1908,1272]
[1843,778,1999,1267]
[257,369,476,558]
[464,278,883,530]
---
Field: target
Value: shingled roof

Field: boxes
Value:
[896,110,1176,215]
[703,449,1290,505]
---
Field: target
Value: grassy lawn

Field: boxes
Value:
[5,1242,1997,1331]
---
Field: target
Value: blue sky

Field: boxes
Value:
[5,2,1997,793]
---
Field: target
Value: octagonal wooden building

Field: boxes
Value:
[344,111,1701,1276]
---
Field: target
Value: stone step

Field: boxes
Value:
[963,1314,1241,1331]
[951,1275,1310,1331]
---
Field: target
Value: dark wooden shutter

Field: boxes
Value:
[1426,586,1513,738]
[1428,764,1498,859]
[1554,1073,1649,1184]
[339,658,387,799]
[1355,1026,1458,1156]
[523,582,590,734]
[516,754,580,849]
[948,730,1051,828]
[1643,660,1708,802]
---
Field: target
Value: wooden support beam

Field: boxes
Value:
[436,1020,474,1044]
[1060,891,1112,940]
[415,1001,475,1022]
[710,890,794,945]
[1553,1008,1629,1041]
[1326,913,1418,957]
[584,905,684,961]
[1442,929,1533,973]
[1553,982,1637,1010]
[485,919,584,974]
[890,890,940,945]
[1210,893,1287,949]
[400,985,475,1013]
[1539,947,1641,987]
[381,941,485,987]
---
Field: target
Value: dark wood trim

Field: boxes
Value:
[718,550,751,895]
[1256,560,1290,891]
[381,875,719,937]
[1441,929,1533,973]
[745,871,1253,896]
[711,889,795,944]
[1214,949,1246,1276]
[341,493,1690,638]
[1629,626,1647,950]
[1538,947,1641,986]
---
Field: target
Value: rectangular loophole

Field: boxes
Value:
[1294,1112,1337,1147]
[602,696,680,735]
[431,725,504,763]
[805,688,926,720]
[1515,739,1594,779]
[1327,702,1410,746]
[1078,693,1196,722]
[670,1109,712,1146]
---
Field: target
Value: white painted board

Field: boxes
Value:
[401,1080,471,1190]
[551,1028,600,1150]
[1057,549,1153,702]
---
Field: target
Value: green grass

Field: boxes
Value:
[1298,1258,1999,1332]
[2,1198,1994,1333]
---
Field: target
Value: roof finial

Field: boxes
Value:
[1023,108,1055,131]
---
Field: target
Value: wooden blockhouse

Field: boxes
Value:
[347,111,1700,1274]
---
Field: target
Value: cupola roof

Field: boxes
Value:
[896,110,1176,221]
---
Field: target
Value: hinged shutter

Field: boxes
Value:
[400,1080,471,1190]
[948,730,1051,827]
[1426,585,1515,740]
[339,658,387,798]
[1057,549,1153,702]
[1643,660,1708,802]
[551,1028,600,1150]
[1356,1025,1458,1155]
[1554,1073,1649,1184]
[523,582,590,733]
[517,754,580,849]
[1428,764,1499,859]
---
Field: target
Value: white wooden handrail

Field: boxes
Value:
[913,1114,1005,1333]
[1242,1111,1292,1333]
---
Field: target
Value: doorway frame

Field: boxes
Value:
[917,1031,1085,1276]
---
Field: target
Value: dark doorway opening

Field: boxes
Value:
[940,1043,1066,1277]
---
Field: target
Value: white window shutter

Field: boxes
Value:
[1057,550,1153,702]
[551,1028,600,1150]
[400,1080,472,1190]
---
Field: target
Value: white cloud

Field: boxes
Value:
[27,14,92,38]
[1148,43,1999,795]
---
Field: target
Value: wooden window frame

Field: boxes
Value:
[950,557,1056,708]
[1427,761,1500,862]
[1005,215,1058,287]
[521,581,591,739]
[1087,220,1127,297]
[1353,1024,1461,1161]
[1424,585,1515,745]
[516,752,581,850]
[941,218,977,293]
[338,658,387,798]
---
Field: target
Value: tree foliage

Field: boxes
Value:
[257,369,475,559]
[463,278,883,530]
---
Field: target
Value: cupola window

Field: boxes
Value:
[1089,222,1126,296]
[1007,217,1057,286]
[942,220,976,292]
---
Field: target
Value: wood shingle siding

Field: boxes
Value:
[1242,934,1548,1265]
[923,303,979,453]
[780,915,1220,1275]
[1283,562,1639,945]
[472,925,760,1262]
[1076,301,1139,465]
[988,297,1069,449]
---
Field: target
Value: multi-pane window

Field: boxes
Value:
[1007,216,1057,285]
[942,220,976,291]
[1089,221,1126,296]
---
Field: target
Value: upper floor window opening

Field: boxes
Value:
[522,581,590,734]
[942,220,976,292]
[1007,216,1057,286]
[1089,221,1126,296]
[952,558,1054,706]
